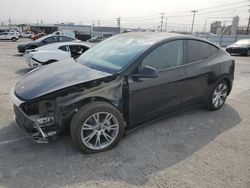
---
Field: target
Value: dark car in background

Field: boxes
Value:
[87,36,106,43]
[11,32,234,153]
[226,39,250,56]
[17,35,80,53]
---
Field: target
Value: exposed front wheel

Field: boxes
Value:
[206,80,228,110]
[70,101,125,153]
[11,38,17,42]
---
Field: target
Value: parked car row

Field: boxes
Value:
[0,32,19,42]
[11,32,235,154]
[17,35,80,53]
[24,42,92,67]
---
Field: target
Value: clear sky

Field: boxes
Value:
[0,0,249,31]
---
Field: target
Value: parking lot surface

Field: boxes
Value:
[0,39,250,188]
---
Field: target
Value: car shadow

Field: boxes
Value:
[0,104,241,187]
[15,68,33,75]
[13,54,23,57]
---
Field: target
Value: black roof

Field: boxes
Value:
[119,32,218,47]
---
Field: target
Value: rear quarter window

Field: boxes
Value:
[58,45,69,51]
[187,40,218,63]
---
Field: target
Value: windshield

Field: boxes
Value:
[235,39,250,45]
[77,34,153,73]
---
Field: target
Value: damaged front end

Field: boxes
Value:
[11,74,125,144]
[11,89,58,143]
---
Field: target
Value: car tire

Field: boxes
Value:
[247,50,250,57]
[70,101,125,154]
[205,80,229,111]
[11,38,17,42]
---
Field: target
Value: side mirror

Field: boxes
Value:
[133,66,158,79]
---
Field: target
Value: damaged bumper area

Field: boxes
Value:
[11,89,58,143]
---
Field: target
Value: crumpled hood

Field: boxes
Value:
[14,59,112,101]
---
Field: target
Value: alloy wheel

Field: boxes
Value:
[80,112,119,150]
[212,83,228,108]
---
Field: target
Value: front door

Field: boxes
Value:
[128,40,186,127]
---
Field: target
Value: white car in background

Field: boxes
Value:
[21,31,34,38]
[24,42,91,67]
[0,32,19,41]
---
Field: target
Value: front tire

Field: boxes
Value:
[11,38,17,42]
[70,101,125,153]
[206,80,229,111]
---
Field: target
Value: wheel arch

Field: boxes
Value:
[213,74,232,95]
[58,96,126,130]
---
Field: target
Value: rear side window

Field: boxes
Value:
[187,40,218,63]
[58,45,68,51]
[209,45,218,57]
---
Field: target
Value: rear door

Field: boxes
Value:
[182,39,219,107]
[128,40,187,127]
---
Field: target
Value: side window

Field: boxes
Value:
[187,40,216,63]
[43,36,57,43]
[58,45,69,52]
[141,40,183,71]
[209,45,218,57]
[59,36,73,42]
[78,45,89,53]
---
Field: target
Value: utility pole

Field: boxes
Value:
[247,7,250,34]
[165,17,168,32]
[91,21,95,38]
[160,13,165,32]
[117,17,121,34]
[8,18,11,29]
[191,10,198,35]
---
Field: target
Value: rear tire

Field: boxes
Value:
[70,101,125,154]
[247,50,250,56]
[205,80,229,111]
[11,38,17,42]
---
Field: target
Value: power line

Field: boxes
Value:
[197,5,247,15]
[197,0,247,11]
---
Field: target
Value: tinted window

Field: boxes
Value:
[59,36,73,42]
[43,36,57,43]
[58,45,68,51]
[209,45,218,56]
[187,40,218,63]
[141,40,183,71]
